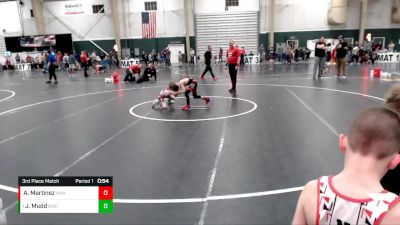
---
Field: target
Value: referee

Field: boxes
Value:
[226,40,241,93]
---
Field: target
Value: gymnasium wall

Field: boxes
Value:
[0,1,23,36]
[259,0,400,51]
[1,0,400,54]
[195,0,259,13]
[260,0,400,33]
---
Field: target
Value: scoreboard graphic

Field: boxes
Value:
[18,177,113,213]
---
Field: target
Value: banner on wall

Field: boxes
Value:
[15,63,31,71]
[244,55,260,64]
[64,2,85,15]
[120,59,140,68]
[377,53,400,63]
[44,1,93,15]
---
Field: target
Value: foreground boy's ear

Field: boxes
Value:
[339,134,347,153]
[388,154,400,170]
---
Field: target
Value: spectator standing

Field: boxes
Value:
[218,48,223,63]
[326,43,332,63]
[351,42,360,63]
[178,51,183,67]
[152,50,158,66]
[262,49,266,64]
[269,46,275,63]
[68,52,76,76]
[90,52,97,69]
[46,61,57,84]
[165,48,171,67]
[335,36,348,77]
[34,55,39,69]
[141,51,148,66]
[189,48,195,67]
[15,54,21,64]
[258,44,264,56]
[26,55,33,67]
[276,44,284,62]
[99,51,106,68]
[313,36,327,79]
[388,41,395,52]
[239,46,245,65]
[56,51,62,70]
[62,53,69,71]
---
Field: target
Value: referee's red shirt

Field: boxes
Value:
[227,47,240,65]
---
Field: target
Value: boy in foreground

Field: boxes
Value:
[292,107,400,225]
[381,84,400,195]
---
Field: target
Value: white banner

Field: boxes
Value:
[15,63,31,71]
[64,2,85,15]
[120,59,140,68]
[45,1,97,16]
[64,2,91,15]
[377,53,400,63]
[244,55,260,64]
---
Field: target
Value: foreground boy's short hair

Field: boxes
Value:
[348,107,400,159]
[385,83,400,112]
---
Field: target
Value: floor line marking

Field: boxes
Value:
[0,90,15,103]
[199,83,384,101]
[53,111,151,177]
[0,97,117,145]
[130,96,258,122]
[174,70,309,78]
[0,185,17,193]
[198,106,229,225]
[0,86,165,117]
[207,186,304,201]
[174,107,209,110]
[285,87,339,137]
[0,183,303,203]
[0,83,385,211]
[0,84,384,119]
[114,198,204,204]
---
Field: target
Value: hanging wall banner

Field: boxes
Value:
[120,59,140,68]
[44,1,93,15]
[244,55,260,64]
[64,2,85,15]
[15,63,31,71]
[377,53,400,63]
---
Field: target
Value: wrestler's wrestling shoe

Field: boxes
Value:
[182,105,191,111]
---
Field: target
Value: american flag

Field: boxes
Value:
[142,12,156,38]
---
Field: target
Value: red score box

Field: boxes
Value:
[98,186,113,200]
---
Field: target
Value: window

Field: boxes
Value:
[145,1,157,11]
[30,9,34,18]
[344,38,354,46]
[372,37,385,47]
[92,4,104,14]
[226,0,239,7]
[287,40,299,50]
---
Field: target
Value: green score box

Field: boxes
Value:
[99,200,113,214]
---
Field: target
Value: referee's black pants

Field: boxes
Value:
[228,64,237,90]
